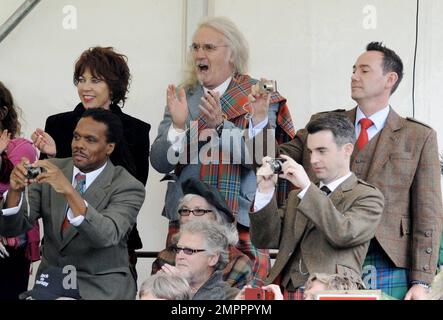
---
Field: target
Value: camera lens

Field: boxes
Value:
[26,166,41,179]
[268,159,283,174]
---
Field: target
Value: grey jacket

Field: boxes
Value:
[0,158,146,300]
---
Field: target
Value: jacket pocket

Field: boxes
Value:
[390,152,413,160]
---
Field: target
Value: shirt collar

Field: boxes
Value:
[203,77,232,96]
[319,172,352,193]
[73,162,107,190]
[355,105,390,131]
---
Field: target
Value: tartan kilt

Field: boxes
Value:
[237,225,270,287]
[362,242,409,300]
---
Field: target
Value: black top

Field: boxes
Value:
[42,103,150,249]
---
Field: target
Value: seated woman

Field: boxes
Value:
[151,177,252,289]
[31,47,150,279]
[0,81,39,300]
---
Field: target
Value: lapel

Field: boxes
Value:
[365,108,405,179]
[303,174,357,233]
[291,192,310,243]
[60,161,115,249]
[329,174,357,205]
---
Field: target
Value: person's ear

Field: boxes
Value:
[386,72,399,91]
[208,253,220,267]
[106,143,115,156]
[344,142,354,157]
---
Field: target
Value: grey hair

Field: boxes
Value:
[182,16,249,90]
[178,194,239,246]
[179,220,229,271]
[139,273,191,300]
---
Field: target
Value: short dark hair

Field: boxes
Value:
[0,81,21,137]
[73,47,131,107]
[307,113,355,146]
[81,108,123,145]
[366,42,403,94]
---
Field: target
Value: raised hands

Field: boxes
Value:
[198,91,224,129]
[278,154,311,190]
[248,78,272,125]
[31,128,56,157]
[167,85,189,131]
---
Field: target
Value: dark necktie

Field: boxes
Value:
[61,173,86,232]
[356,118,374,150]
[320,185,331,196]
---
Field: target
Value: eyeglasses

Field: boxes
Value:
[172,246,206,255]
[178,208,213,216]
[189,43,228,52]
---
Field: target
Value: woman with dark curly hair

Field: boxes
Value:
[0,81,39,300]
[31,47,150,280]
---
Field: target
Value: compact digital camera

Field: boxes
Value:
[266,158,286,174]
[258,79,277,94]
[25,165,42,179]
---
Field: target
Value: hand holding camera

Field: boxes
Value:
[247,78,276,124]
[25,164,43,180]
[256,156,280,193]
[278,154,311,190]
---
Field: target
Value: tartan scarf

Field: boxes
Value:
[194,74,295,214]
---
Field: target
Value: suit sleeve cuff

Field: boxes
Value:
[67,200,88,226]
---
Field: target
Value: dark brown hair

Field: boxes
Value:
[73,47,131,107]
[0,81,21,137]
[366,42,404,94]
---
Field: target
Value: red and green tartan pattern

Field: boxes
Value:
[237,225,271,287]
[197,74,295,215]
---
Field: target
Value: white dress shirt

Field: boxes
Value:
[355,105,390,142]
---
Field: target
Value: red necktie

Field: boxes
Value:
[61,173,86,232]
[356,118,374,150]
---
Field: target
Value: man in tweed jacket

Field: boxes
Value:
[250,113,384,297]
[254,42,443,299]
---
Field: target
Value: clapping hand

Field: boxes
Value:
[199,90,224,129]
[31,128,56,157]
[167,85,189,131]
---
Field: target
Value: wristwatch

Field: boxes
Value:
[215,121,224,137]
[411,280,431,290]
